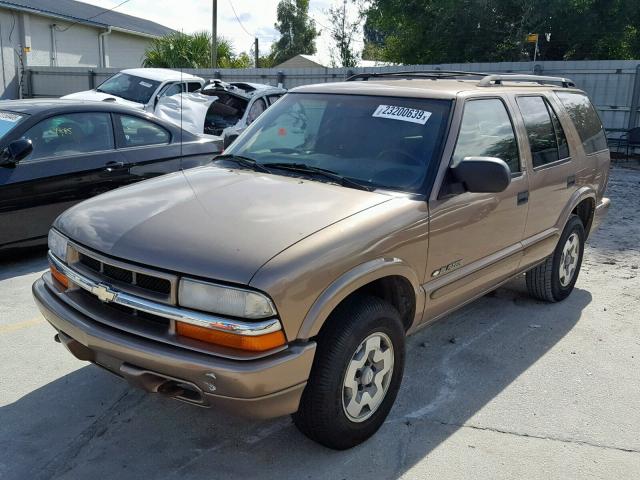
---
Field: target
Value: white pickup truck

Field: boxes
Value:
[62,68,205,111]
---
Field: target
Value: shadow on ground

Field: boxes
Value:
[0,246,48,281]
[0,278,591,480]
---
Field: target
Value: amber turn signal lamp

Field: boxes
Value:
[176,322,286,352]
[50,264,69,289]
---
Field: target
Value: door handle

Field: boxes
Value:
[105,161,125,172]
[517,191,529,206]
[567,175,576,187]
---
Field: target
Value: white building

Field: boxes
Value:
[0,0,174,99]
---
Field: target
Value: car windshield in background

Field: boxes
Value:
[96,73,161,104]
[0,110,26,140]
[227,93,451,193]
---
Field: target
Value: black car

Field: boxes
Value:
[0,100,221,252]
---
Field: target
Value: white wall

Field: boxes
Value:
[0,8,157,99]
[108,32,150,68]
[0,9,21,99]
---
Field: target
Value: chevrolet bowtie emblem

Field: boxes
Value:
[91,283,117,303]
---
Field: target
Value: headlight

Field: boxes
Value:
[48,229,68,262]
[178,278,276,319]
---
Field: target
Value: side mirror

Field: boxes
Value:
[223,134,239,149]
[451,156,511,193]
[0,138,33,167]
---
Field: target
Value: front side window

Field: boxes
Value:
[23,113,114,161]
[96,73,162,104]
[228,93,452,192]
[556,91,607,154]
[517,96,563,168]
[452,99,520,172]
[118,115,170,147]
[246,98,267,125]
[161,83,183,97]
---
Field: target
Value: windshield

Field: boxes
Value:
[227,93,451,192]
[96,73,162,104]
[0,111,26,140]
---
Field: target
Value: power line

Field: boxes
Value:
[55,0,133,32]
[227,0,253,38]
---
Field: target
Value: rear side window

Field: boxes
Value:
[452,99,520,172]
[23,112,114,161]
[118,115,170,147]
[556,92,607,154]
[517,96,565,168]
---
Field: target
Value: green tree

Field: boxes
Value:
[271,0,319,64]
[364,0,640,64]
[327,0,362,67]
[143,31,242,68]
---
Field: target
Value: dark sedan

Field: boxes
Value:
[0,100,221,252]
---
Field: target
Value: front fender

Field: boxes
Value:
[296,258,425,340]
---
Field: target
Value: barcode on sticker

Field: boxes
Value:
[372,105,431,124]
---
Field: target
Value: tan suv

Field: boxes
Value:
[33,71,610,449]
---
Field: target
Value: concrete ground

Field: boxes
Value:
[1,166,639,480]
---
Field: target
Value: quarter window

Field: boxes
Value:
[517,96,564,168]
[452,99,520,172]
[556,91,607,154]
[22,112,114,161]
[118,115,170,147]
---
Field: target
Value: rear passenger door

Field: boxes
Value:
[424,97,530,322]
[114,114,181,185]
[515,94,576,262]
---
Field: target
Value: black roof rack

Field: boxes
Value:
[346,70,576,88]
[346,70,491,81]
[478,74,575,88]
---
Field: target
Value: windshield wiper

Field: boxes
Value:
[213,154,272,173]
[263,163,373,191]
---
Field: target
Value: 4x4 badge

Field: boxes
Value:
[432,259,463,277]
[91,283,117,303]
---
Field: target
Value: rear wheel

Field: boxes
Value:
[526,215,585,302]
[293,295,405,450]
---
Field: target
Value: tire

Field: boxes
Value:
[526,214,585,302]
[292,295,405,450]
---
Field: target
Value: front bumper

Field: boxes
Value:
[33,277,316,419]
[590,197,611,235]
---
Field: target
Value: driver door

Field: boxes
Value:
[422,97,530,323]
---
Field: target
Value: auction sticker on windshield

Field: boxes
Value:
[139,81,153,88]
[372,105,432,124]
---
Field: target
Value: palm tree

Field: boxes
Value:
[143,31,246,68]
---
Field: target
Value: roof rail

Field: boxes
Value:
[478,74,575,88]
[346,70,491,81]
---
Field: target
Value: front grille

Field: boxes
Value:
[137,273,171,295]
[79,253,101,272]
[103,263,134,284]
[72,246,176,304]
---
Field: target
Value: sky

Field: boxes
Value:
[81,0,363,65]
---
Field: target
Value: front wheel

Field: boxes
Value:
[526,214,585,302]
[293,295,405,450]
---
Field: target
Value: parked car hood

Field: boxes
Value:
[61,90,144,109]
[55,166,392,284]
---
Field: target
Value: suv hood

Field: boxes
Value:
[55,166,391,284]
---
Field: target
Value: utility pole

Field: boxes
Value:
[211,0,217,68]
[254,37,259,68]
